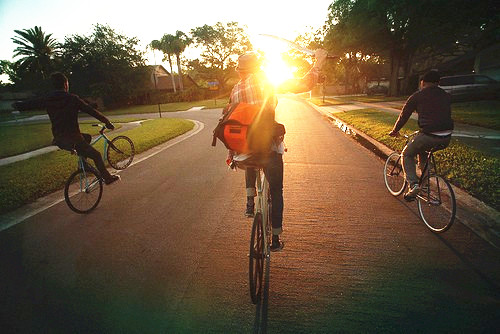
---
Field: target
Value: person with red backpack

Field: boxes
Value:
[222,49,327,251]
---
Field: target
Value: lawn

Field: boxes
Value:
[0,118,144,158]
[451,100,500,130]
[308,97,350,106]
[332,108,500,210]
[0,118,194,214]
[104,98,229,116]
[336,95,409,103]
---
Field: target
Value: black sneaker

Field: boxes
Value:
[104,174,121,185]
[270,235,284,252]
[245,203,254,218]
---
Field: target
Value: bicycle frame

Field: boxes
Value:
[76,156,101,193]
[255,169,271,257]
[89,126,112,163]
[400,132,444,206]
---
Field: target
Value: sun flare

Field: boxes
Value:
[251,34,295,86]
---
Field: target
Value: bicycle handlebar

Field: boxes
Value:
[92,124,107,135]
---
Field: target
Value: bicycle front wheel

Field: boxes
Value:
[417,175,456,233]
[107,135,135,170]
[64,169,103,214]
[384,152,406,196]
[249,212,264,304]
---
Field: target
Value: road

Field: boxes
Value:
[1,97,499,333]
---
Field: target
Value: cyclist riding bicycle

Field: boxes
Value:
[228,49,327,251]
[388,70,454,201]
[12,72,120,185]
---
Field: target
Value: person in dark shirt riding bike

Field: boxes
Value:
[12,72,120,185]
[388,70,453,201]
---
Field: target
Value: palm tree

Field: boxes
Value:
[150,35,177,92]
[172,31,192,91]
[11,26,59,79]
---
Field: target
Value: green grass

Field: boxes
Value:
[308,97,349,106]
[333,108,500,209]
[0,118,145,158]
[104,98,229,116]
[451,100,500,130]
[0,118,194,214]
[336,95,409,103]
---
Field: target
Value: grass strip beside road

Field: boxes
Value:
[308,97,349,106]
[0,118,194,214]
[333,108,500,210]
[104,98,229,116]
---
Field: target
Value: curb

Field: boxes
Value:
[308,101,500,249]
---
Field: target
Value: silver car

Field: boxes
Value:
[439,74,500,101]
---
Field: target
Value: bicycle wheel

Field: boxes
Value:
[384,152,406,196]
[249,212,264,304]
[64,169,103,214]
[417,175,456,233]
[107,135,135,170]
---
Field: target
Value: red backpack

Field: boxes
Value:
[212,102,284,154]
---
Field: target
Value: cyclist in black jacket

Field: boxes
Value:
[12,72,120,185]
[389,70,453,200]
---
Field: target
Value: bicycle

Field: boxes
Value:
[64,124,135,213]
[383,131,456,233]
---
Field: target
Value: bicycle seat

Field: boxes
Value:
[232,153,270,170]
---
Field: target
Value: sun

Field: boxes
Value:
[251,34,295,86]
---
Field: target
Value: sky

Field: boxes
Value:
[0,0,333,70]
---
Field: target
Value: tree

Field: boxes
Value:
[171,30,192,91]
[190,22,251,90]
[11,26,60,80]
[61,24,148,107]
[150,34,177,92]
[324,0,499,96]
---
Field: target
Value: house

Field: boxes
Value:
[148,65,198,92]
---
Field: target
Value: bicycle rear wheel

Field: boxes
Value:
[107,135,135,170]
[384,152,406,196]
[64,169,103,214]
[417,175,456,233]
[249,212,264,304]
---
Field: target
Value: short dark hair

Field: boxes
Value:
[422,70,440,83]
[50,72,68,89]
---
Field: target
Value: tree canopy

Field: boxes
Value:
[189,22,251,89]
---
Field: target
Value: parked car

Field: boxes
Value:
[438,74,500,102]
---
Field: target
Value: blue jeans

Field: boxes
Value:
[245,152,284,235]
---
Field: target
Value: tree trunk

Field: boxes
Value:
[168,54,176,93]
[176,53,184,91]
[388,49,401,97]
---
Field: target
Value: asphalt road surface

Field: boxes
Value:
[1,96,499,333]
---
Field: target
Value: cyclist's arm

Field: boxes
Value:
[277,49,327,94]
[74,96,113,128]
[390,94,418,134]
[11,97,45,111]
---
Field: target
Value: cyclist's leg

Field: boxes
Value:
[264,152,284,237]
[74,139,113,180]
[402,134,425,187]
[245,168,257,216]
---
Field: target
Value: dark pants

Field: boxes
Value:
[245,152,284,235]
[402,132,451,186]
[57,133,112,179]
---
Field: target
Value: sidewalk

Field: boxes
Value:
[309,100,500,249]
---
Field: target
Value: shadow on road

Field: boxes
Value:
[396,197,500,295]
[253,257,270,334]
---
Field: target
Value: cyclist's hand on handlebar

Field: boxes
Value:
[105,122,115,130]
[388,130,399,137]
